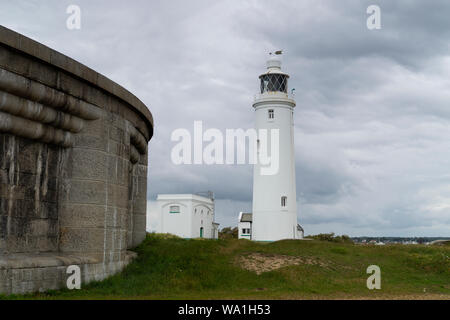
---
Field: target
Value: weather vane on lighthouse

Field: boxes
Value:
[269,50,283,55]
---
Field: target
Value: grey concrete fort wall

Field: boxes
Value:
[0,26,154,295]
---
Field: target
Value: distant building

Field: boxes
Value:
[157,194,219,239]
[238,212,253,239]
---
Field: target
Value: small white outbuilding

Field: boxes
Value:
[238,212,253,240]
[238,211,304,241]
[157,193,219,239]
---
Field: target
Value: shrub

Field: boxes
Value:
[219,227,238,239]
[309,233,353,244]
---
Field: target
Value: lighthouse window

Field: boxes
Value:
[260,74,288,93]
[281,196,287,207]
[268,109,274,119]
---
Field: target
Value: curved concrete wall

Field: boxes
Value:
[0,26,154,294]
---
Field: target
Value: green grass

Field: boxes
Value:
[2,233,449,300]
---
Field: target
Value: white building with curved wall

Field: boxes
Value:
[157,194,219,239]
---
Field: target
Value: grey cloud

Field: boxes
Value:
[1,0,449,236]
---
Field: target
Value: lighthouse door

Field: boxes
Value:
[200,227,204,238]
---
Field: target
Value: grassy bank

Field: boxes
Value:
[2,233,449,300]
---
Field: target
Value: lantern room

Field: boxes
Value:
[259,52,289,94]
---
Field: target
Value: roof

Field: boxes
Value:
[157,194,214,204]
[240,213,252,222]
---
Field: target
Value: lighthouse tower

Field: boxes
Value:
[252,52,302,241]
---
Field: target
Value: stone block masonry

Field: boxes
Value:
[0,26,154,295]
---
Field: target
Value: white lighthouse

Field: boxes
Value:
[251,52,302,241]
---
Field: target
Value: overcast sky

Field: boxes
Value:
[2,0,450,236]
